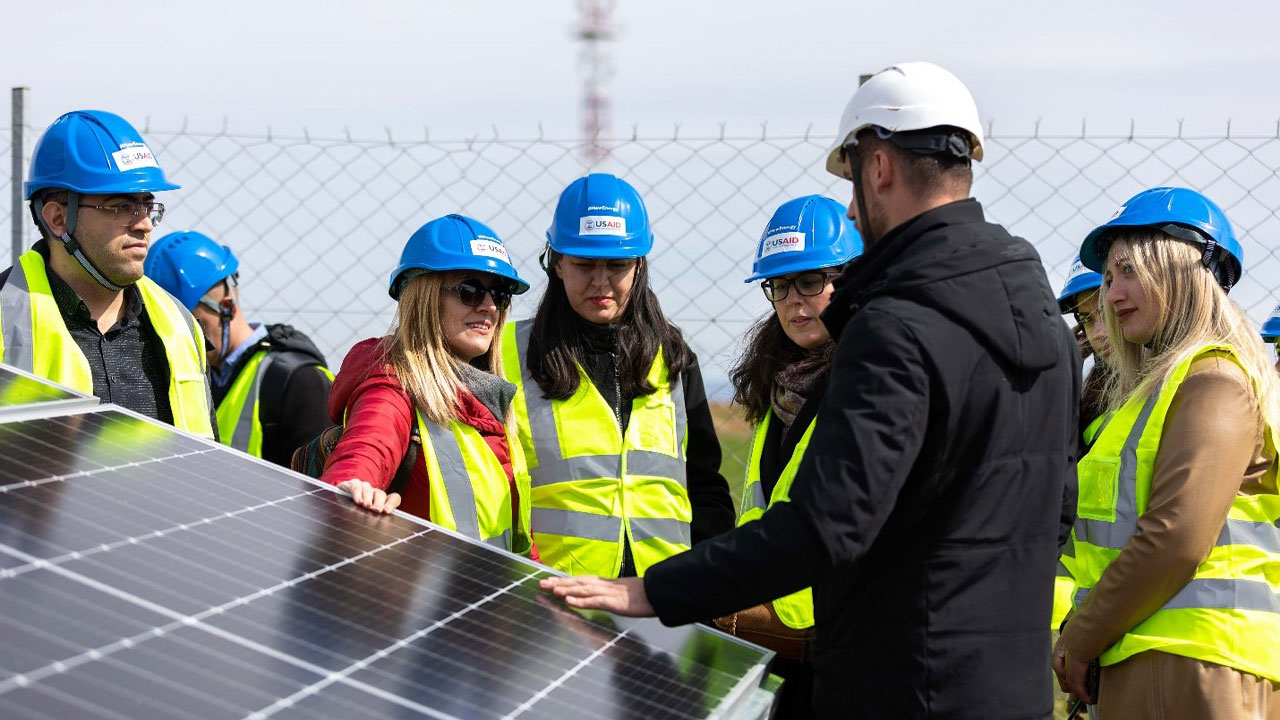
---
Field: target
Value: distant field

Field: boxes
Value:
[709,401,753,516]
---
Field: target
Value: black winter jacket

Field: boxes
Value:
[645,199,1080,719]
[213,323,332,468]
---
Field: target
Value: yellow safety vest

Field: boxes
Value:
[1061,345,1280,681]
[0,250,214,438]
[415,409,533,556]
[217,348,332,457]
[1052,413,1108,631]
[739,412,816,630]
[502,319,691,577]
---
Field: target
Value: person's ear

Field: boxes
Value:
[872,148,894,195]
[41,200,68,237]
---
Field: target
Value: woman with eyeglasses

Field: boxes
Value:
[500,173,735,578]
[712,195,860,719]
[320,214,535,556]
[1054,188,1279,716]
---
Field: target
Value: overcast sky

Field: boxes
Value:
[5,1,1280,139]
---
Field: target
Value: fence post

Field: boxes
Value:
[11,87,28,265]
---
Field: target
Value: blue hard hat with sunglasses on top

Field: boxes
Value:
[390,214,530,310]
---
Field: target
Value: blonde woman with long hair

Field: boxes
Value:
[1054,187,1279,717]
[321,215,535,556]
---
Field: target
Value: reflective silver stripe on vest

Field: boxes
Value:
[630,517,691,547]
[1219,517,1280,554]
[745,481,766,514]
[627,449,686,482]
[1077,578,1280,615]
[484,529,512,550]
[1073,391,1162,550]
[0,259,34,372]
[422,418,486,546]
[229,353,273,452]
[530,507,622,542]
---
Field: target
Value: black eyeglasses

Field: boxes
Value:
[761,270,841,302]
[444,279,514,311]
[77,200,165,227]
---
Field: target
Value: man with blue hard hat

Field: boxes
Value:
[0,110,215,438]
[544,62,1080,719]
[145,231,333,466]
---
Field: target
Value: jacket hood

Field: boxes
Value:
[265,323,329,366]
[824,199,1065,372]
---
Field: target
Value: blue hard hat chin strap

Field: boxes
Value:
[35,191,127,293]
[198,277,237,366]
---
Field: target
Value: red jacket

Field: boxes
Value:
[320,338,534,559]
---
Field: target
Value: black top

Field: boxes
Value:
[213,323,333,468]
[1,241,218,437]
[566,313,736,575]
[644,199,1081,719]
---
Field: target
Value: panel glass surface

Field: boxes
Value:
[0,365,92,409]
[0,409,774,719]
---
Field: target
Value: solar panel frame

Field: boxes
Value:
[0,364,99,422]
[0,399,779,720]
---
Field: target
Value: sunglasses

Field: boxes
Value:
[444,278,514,311]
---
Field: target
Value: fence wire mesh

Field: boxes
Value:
[5,121,1280,478]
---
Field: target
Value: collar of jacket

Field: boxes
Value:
[821,198,985,339]
[567,308,620,354]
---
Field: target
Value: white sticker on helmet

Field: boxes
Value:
[470,239,510,262]
[1067,256,1091,280]
[579,216,627,237]
[111,144,160,171]
[760,231,805,258]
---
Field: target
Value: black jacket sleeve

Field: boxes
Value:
[262,366,333,467]
[646,307,931,625]
[681,353,736,544]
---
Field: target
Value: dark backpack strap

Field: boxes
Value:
[386,414,422,496]
[259,350,325,437]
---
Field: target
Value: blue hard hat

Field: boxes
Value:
[390,214,530,300]
[1263,304,1280,341]
[1056,254,1104,313]
[144,231,239,311]
[745,195,862,282]
[1079,187,1243,292]
[547,173,653,259]
[24,110,180,199]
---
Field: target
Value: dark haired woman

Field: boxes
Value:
[718,195,861,719]
[501,173,734,578]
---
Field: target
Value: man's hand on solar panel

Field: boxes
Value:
[540,576,655,617]
[335,479,402,514]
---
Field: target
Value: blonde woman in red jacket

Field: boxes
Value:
[320,215,536,557]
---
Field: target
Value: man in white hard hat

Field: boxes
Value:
[544,62,1079,719]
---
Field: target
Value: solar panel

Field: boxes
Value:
[0,374,778,719]
[0,365,98,419]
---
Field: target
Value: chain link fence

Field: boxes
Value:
[6,118,1280,480]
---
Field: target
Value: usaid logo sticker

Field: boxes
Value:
[111,143,160,171]
[1271,303,1280,320]
[1108,204,1127,221]
[579,215,627,237]
[470,239,510,263]
[760,231,805,258]
[1067,256,1090,281]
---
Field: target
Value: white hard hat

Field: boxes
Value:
[825,62,985,178]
